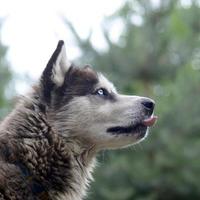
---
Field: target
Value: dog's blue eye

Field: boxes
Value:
[95,88,108,96]
[97,89,104,95]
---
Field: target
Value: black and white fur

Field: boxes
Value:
[0,41,156,200]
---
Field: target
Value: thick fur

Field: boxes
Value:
[0,41,155,200]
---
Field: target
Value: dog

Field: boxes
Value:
[0,41,157,200]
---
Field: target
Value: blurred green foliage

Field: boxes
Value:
[65,0,200,199]
[0,21,12,119]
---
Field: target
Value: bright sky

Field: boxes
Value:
[0,0,123,92]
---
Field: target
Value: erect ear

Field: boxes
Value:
[41,40,71,102]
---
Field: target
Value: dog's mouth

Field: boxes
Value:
[107,116,157,138]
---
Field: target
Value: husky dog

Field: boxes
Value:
[0,41,157,200]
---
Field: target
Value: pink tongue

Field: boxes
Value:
[143,116,158,127]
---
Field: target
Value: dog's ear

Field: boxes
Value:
[40,40,71,102]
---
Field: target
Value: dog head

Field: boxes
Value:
[39,41,157,150]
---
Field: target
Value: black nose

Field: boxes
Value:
[141,100,155,114]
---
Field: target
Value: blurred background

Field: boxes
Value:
[1,0,200,199]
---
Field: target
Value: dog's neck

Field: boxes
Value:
[0,98,97,200]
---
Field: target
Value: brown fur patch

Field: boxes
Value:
[53,65,98,108]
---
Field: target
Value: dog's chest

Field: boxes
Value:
[51,158,96,200]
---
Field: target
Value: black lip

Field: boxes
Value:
[107,123,147,135]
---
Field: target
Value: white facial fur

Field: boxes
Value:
[51,73,151,150]
[96,73,117,93]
